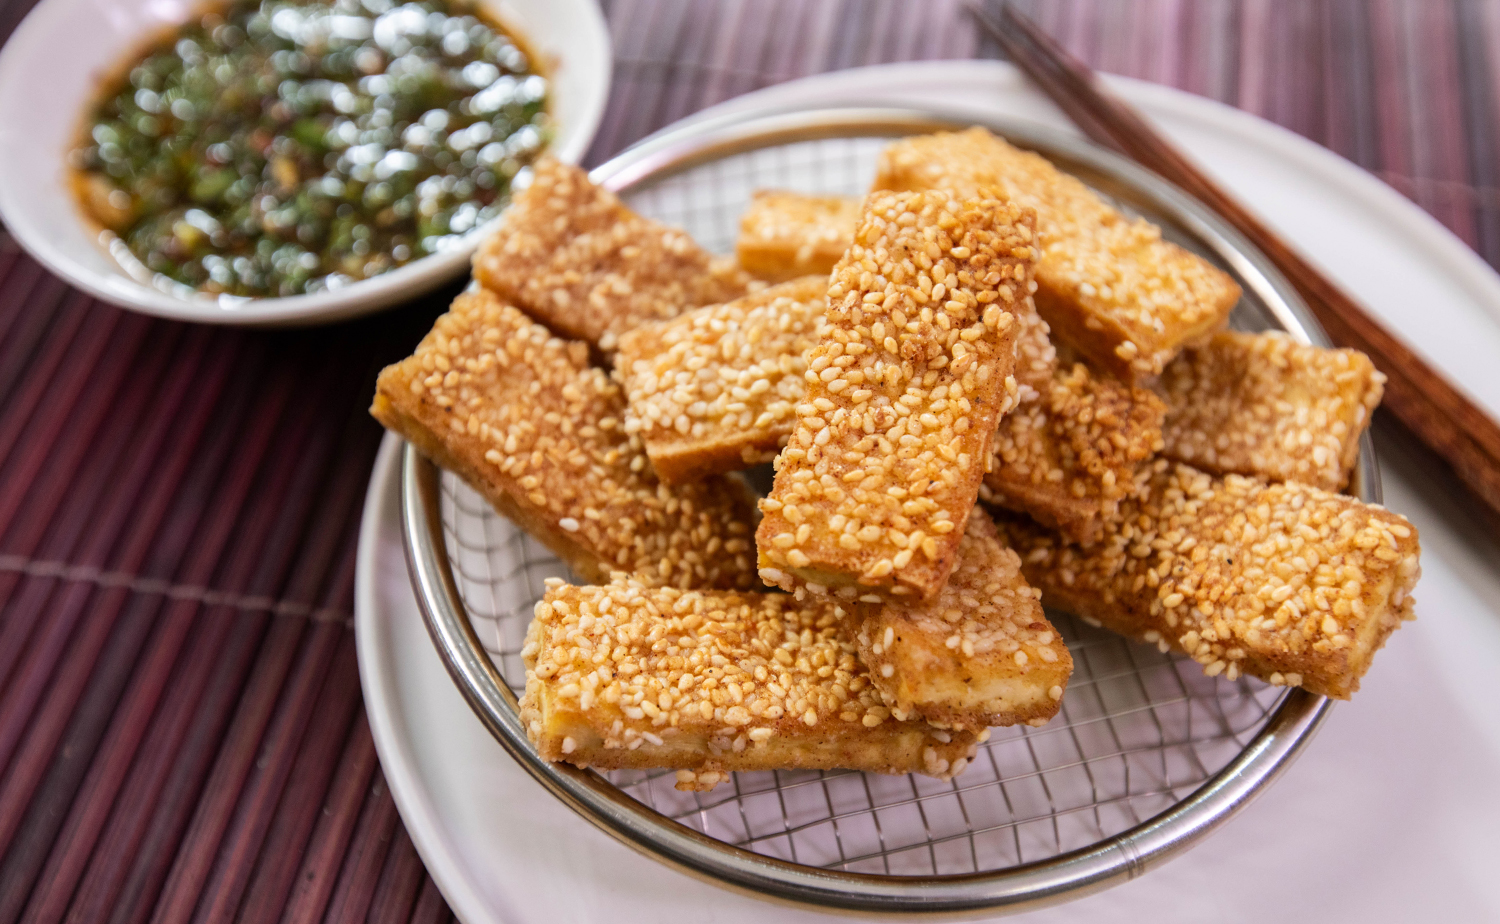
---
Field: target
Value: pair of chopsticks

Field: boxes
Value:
[972,1,1500,527]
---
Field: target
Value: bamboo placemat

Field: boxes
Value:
[0,2,1496,922]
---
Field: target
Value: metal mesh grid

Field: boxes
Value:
[436,133,1287,876]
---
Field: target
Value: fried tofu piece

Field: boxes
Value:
[983,361,1166,545]
[610,254,1155,541]
[993,460,1421,699]
[874,128,1241,381]
[520,577,982,792]
[736,190,863,282]
[756,189,1036,603]
[615,277,827,483]
[371,288,758,591]
[1157,330,1385,492]
[473,158,750,350]
[849,509,1072,731]
[620,279,1060,489]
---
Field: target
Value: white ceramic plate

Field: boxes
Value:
[357,62,1500,923]
[0,0,610,326]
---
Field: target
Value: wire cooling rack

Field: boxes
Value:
[440,481,1281,875]
[403,107,1360,914]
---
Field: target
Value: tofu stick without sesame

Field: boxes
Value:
[756,189,1036,603]
[1156,330,1385,492]
[874,128,1241,381]
[520,577,983,792]
[616,276,827,483]
[848,508,1073,731]
[371,287,760,591]
[473,158,751,351]
[992,460,1422,699]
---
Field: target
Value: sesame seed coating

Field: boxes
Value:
[756,189,1036,603]
[736,190,864,283]
[993,460,1422,699]
[981,297,1164,544]
[1009,293,1060,393]
[1158,331,1385,492]
[520,577,981,791]
[612,241,1156,542]
[615,276,827,483]
[983,356,1166,546]
[371,287,759,590]
[874,128,1241,381]
[473,158,750,350]
[848,508,1072,731]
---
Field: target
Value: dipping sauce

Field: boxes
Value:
[70,0,548,299]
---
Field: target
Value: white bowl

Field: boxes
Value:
[0,0,611,326]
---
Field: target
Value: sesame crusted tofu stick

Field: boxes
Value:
[613,251,1154,540]
[874,128,1241,381]
[1157,330,1385,492]
[520,577,983,792]
[992,461,1421,699]
[983,361,1166,546]
[371,287,759,591]
[849,509,1072,731]
[473,158,751,351]
[756,189,1037,603]
[736,190,863,283]
[615,276,827,483]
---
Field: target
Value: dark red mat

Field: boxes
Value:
[1,1,1495,921]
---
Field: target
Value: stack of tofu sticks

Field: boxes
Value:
[372,127,1421,791]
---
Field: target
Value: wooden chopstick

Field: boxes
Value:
[971,1,1500,524]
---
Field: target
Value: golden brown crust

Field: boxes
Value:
[982,361,1166,545]
[849,509,1072,731]
[1157,330,1385,492]
[616,261,1159,544]
[756,189,1035,604]
[874,128,1241,381]
[520,578,982,791]
[993,460,1422,699]
[371,287,759,591]
[736,190,863,282]
[472,158,750,349]
[615,276,827,483]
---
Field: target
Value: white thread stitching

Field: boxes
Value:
[0,554,353,626]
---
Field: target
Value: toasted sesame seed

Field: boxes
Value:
[845,509,1071,731]
[371,287,759,592]
[874,128,1240,381]
[995,460,1421,699]
[736,190,864,283]
[518,577,980,790]
[756,188,1037,603]
[615,277,829,483]
[1158,331,1385,492]
[473,158,749,348]
[980,304,1166,545]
